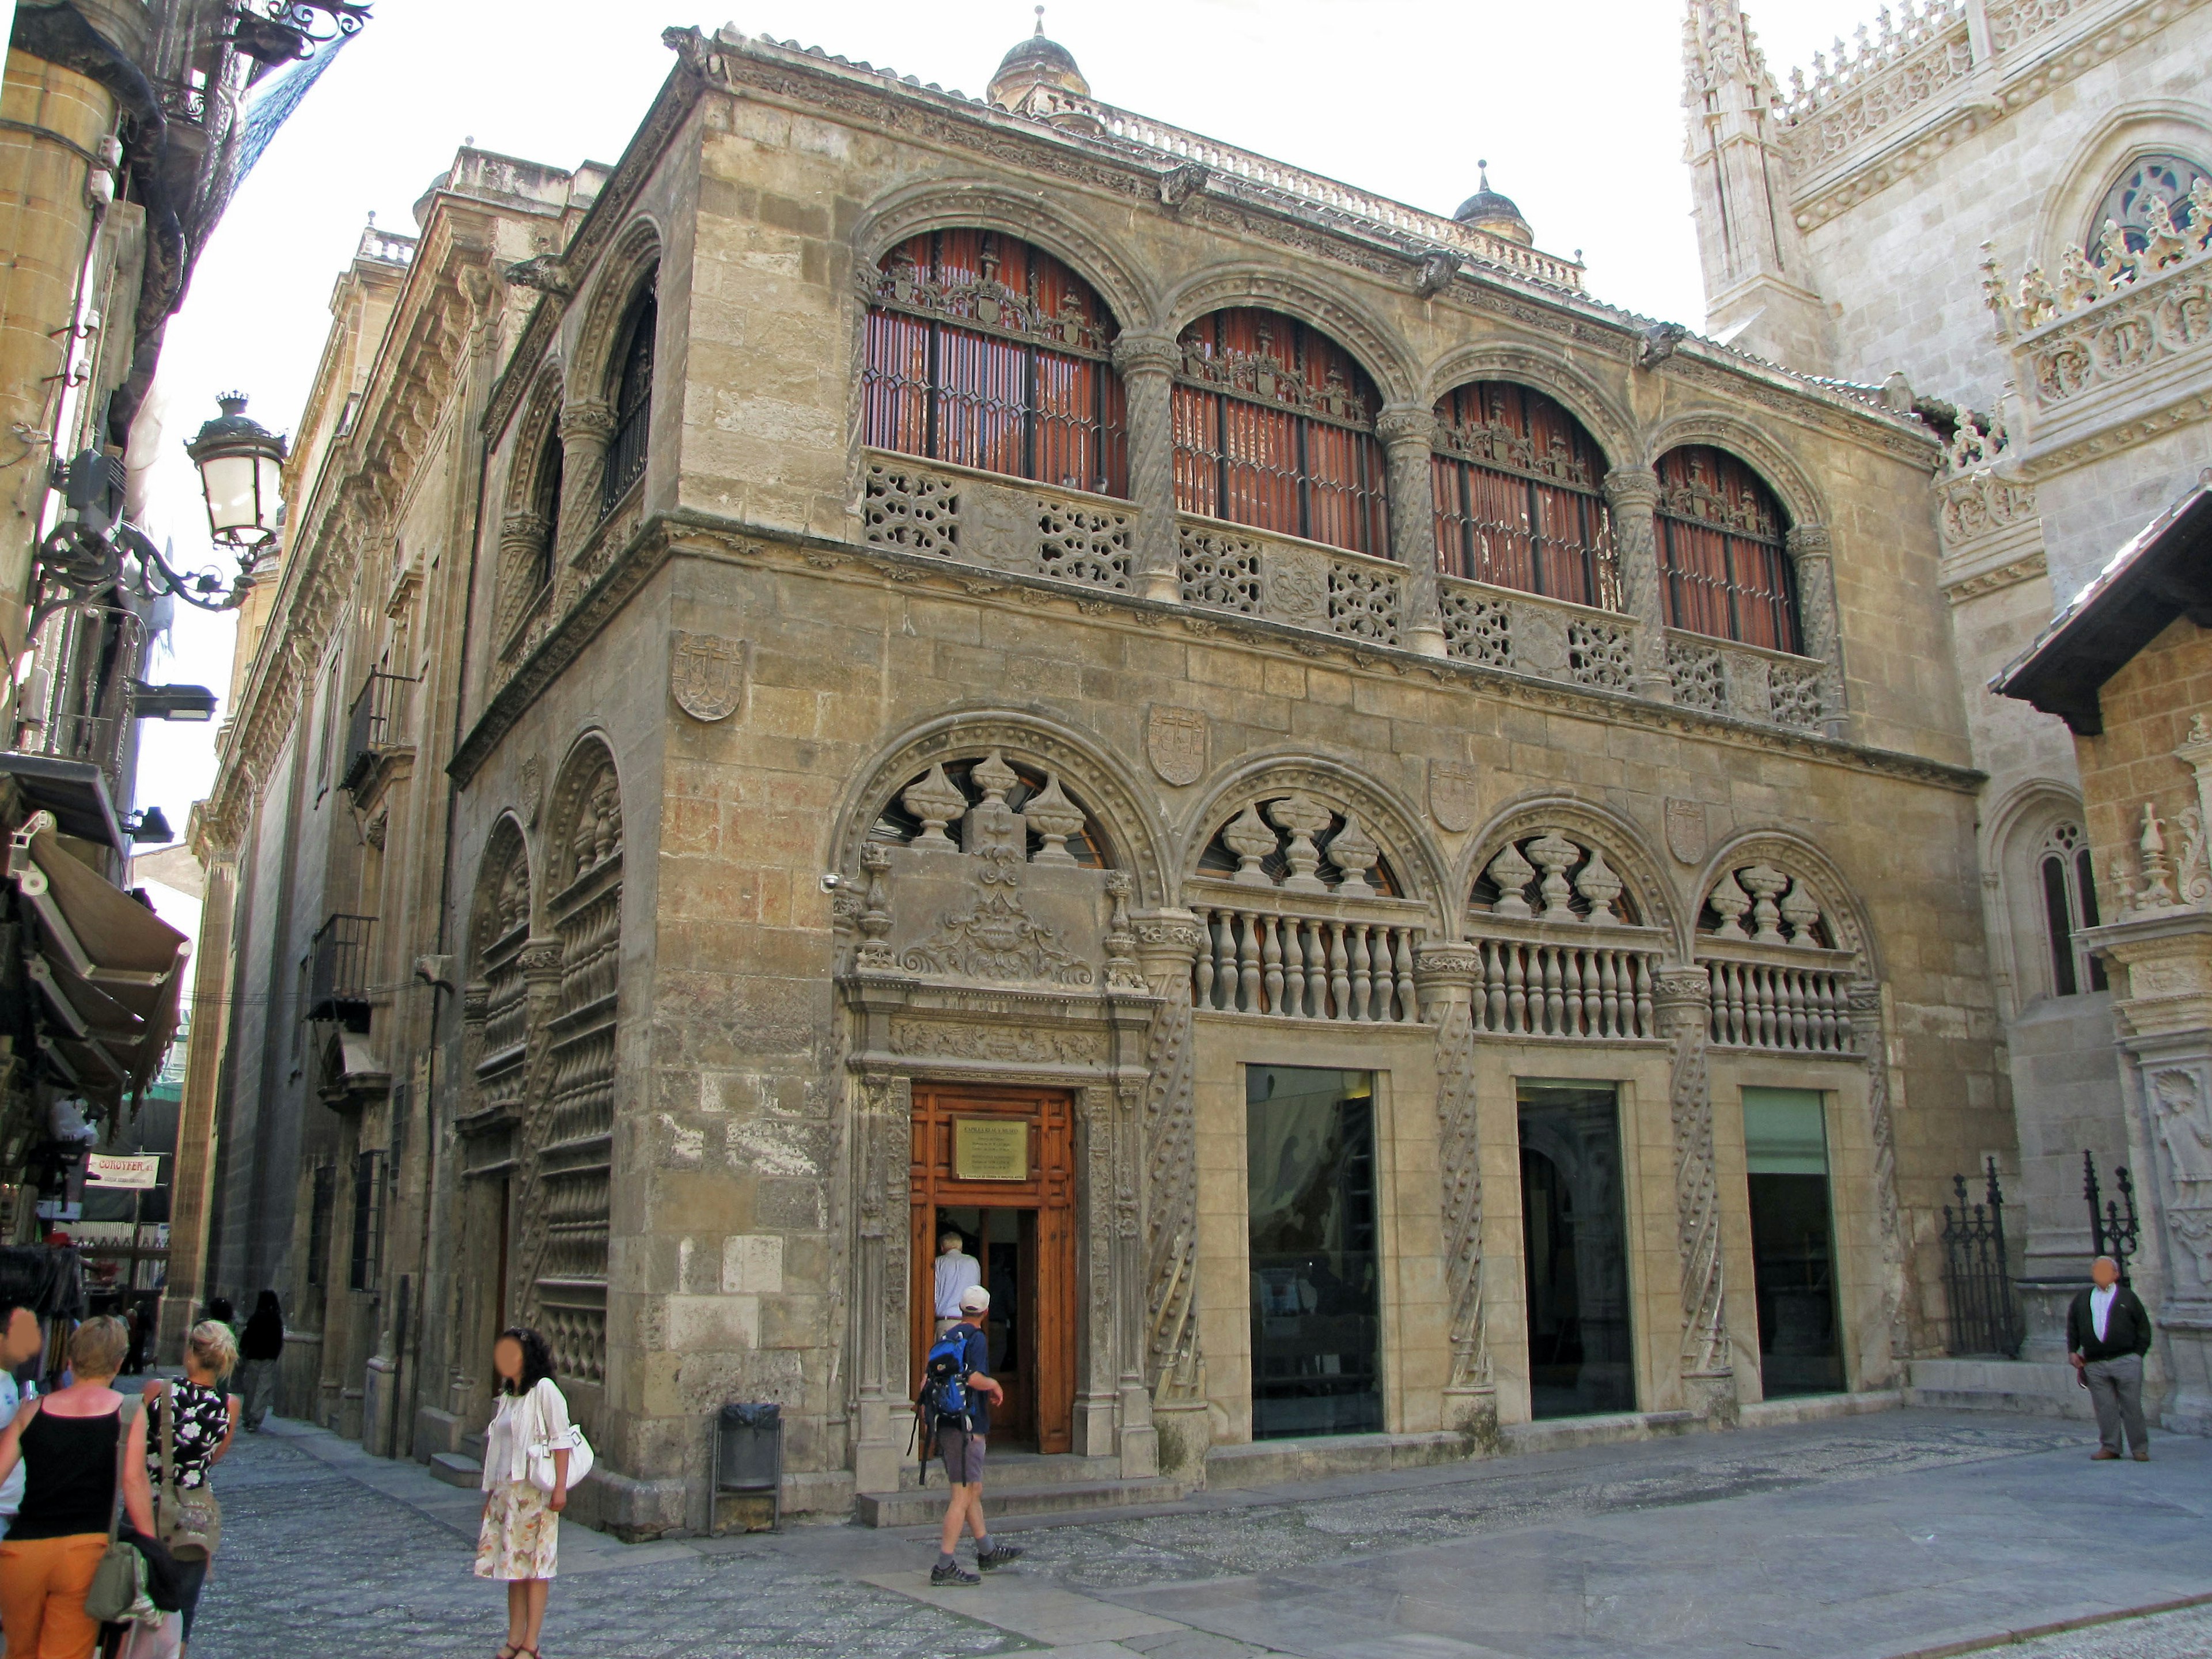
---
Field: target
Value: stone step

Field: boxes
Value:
[891,1450,1126,1492]
[1907,1358,2097,1422]
[855,1475,1183,1528]
[429,1451,483,1489]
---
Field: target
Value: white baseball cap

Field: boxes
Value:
[959,1285,991,1313]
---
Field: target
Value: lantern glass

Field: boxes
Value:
[186,396,285,548]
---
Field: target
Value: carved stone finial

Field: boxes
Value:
[1222,804,1277,886]
[1740,864,1790,943]
[1024,772,1086,865]
[1526,830,1581,922]
[902,763,967,851]
[1707,869,1751,940]
[1574,848,1623,925]
[2139,804,2176,907]
[963,751,1027,858]
[1267,794,1333,893]
[1778,880,1823,947]
[1486,841,1536,920]
[1327,811,1380,897]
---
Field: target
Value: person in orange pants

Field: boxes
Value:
[0,1316,155,1659]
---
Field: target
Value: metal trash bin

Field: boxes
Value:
[711,1402,782,1534]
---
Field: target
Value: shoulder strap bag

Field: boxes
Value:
[85,1400,151,1623]
[156,1384,221,1563]
[524,1380,594,1493]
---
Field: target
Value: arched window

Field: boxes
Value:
[2037,821,2107,997]
[1654,446,1800,654]
[603,272,656,510]
[2087,153,2211,264]
[863,231,1127,495]
[1431,382,1615,609]
[1173,308,1387,557]
[527,419,563,595]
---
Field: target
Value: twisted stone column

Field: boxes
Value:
[1416,945,1493,1404]
[1377,403,1446,656]
[1133,912,1207,1474]
[1656,965,1733,1418]
[1787,524,1848,741]
[1603,465,1673,702]
[1113,334,1183,603]
[1849,978,1908,1368]
[554,397,617,570]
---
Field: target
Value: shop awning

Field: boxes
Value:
[6,813,187,1103]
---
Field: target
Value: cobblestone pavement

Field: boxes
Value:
[188,1409,2212,1659]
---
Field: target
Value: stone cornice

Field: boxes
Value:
[448,503,1985,797]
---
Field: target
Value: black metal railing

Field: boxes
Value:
[1940,1157,2025,1358]
[308,914,376,1030]
[340,671,414,794]
[2084,1150,2142,1285]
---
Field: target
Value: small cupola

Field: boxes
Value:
[988,7,1100,131]
[1453,161,1534,247]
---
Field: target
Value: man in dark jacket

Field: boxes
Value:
[2067,1256,2153,1461]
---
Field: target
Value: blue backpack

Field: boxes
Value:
[919,1328,974,1428]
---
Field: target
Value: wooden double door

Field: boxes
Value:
[910,1082,1078,1453]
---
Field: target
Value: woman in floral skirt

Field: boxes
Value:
[476,1327,572,1659]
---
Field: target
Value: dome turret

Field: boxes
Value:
[988,7,1099,130]
[1453,161,1533,247]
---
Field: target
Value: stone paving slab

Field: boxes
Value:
[189,1410,2212,1659]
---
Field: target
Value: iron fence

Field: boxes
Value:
[1940,1157,2024,1358]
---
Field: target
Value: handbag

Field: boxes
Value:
[115,1607,183,1659]
[523,1383,594,1493]
[85,1400,148,1623]
[156,1383,221,1562]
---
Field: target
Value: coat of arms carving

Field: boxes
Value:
[670,632,749,722]
[1429,762,1478,833]
[1665,797,1707,866]
[1147,705,1207,787]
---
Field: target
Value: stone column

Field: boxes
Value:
[1787,524,1848,741]
[554,397,618,570]
[1112,334,1183,603]
[1417,945,1495,1425]
[1133,911,1209,1475]
[1603,465,1673,702]
[1656,965,1734,1419]
[1849,978,1910,1372]
[848,1069,914,1495]
[1377,403,1447,657]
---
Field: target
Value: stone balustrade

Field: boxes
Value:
[859,450,1836,736]
[1188,891,1425,1023]
[1463,930,1664,1041]
[1983,223,2212,412]
[1700,950,1860,1053]
[1778,1,1972,179]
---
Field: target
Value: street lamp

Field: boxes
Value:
[130,682,218,722]
[229,1,374,67]
[184,393,286,550]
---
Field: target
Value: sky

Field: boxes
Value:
[124,0,1869,859]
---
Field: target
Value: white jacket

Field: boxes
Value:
[481,1376,573,1490]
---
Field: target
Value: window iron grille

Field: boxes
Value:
[308,914,376,1031]
[306,1162,335,1287]
[603,280,656,511]
[1940,1158,2024,1358]
[1656,446,1802,655]
[1430,383,1619,611]
[340,671,415,795]
[349,1148,387,1294]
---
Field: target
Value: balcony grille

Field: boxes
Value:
[341,671,414,794]
[308,914,376,1031]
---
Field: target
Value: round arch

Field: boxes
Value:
[502,362,566,514]
[546,729,625,893]
[1420,344,1635,469]
[571,218,663,407]
[832,707,1176,908]
[1980,777,2095,1012]
[1643,411,1828,533]
[1160,263,1419,405]
[1180,752,1448,922]
[853,177,1157,332]
[1692,829,1879,975]
[2033,99,2212,263]
[468,812,535,968]
[1456,793,1682,955]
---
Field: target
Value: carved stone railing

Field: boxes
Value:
[1463,925,1665,1041]
[1662,628,1830,730]
[1985,0,2088,55]
[1993,236,2212,415]
[1438,573,1639,695]
[1699,946,1860,1054]
[1176,518,1403,646]
[862,453,1135,588]
[1937,464,2040,557]
[1189,887,1426,1024]
[1777,1,1972,179]
[1093,108,1585,292]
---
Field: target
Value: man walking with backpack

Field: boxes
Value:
[922,1285,1022,1585]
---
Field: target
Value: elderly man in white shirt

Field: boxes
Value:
[934,1230,982,1337]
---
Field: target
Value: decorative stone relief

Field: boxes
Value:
[2152,1068,2212,1186]
[1177,525,1263,613]
[669,631,749,722]
[1656,968,1729,1390]
[1850,979,1909,1361]
[1667,641,1726,714]
[1266,546,1328,624]
[862,461,960,556]
[1146,706,1206,787]
[1142,942,1204,1406]
[1665,798,1707,866]
[900,848,1094,986]
[1429,762,1478,834]
[1035,501,1134,589]
[888,1020,1105,1066]
[1428,954,1490,1392]
[1440,588,1512,668]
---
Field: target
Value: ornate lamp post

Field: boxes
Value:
[183,393,287,552]
[228,1,373,68]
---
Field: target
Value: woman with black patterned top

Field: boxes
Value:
[143,1320,240,1650]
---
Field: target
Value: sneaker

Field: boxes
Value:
[977,1543,1026,1570]
[931,1561,981,1586]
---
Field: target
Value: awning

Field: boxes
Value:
[0,755,126,852]
[7,813,187,1103]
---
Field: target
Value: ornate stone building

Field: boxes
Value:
[192,20,2003,1530]
[1684,0,2212,1414]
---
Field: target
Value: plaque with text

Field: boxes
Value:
[953,1118,1029,1181]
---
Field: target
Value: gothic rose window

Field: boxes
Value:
[2087,154,2211,266]
[1430,382,1616,609]
[2038,821,2107,997]
[1172,308,1388,558]
[603,272,656,511]
[870,753,1108,867]
[1654,446,1801,654]
[863,230,1128,496]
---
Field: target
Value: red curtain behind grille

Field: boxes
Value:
[1172,308,1386,556]
[1429,382,1614,609]
[862,230,1127,495]
[1654,446,1798,653]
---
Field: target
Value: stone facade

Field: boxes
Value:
[192,23,2008,1531]
[1686,0,2212,1382]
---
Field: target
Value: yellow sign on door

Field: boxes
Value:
[953,1118,1029,1181]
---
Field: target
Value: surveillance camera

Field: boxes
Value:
[819,872,844,892]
